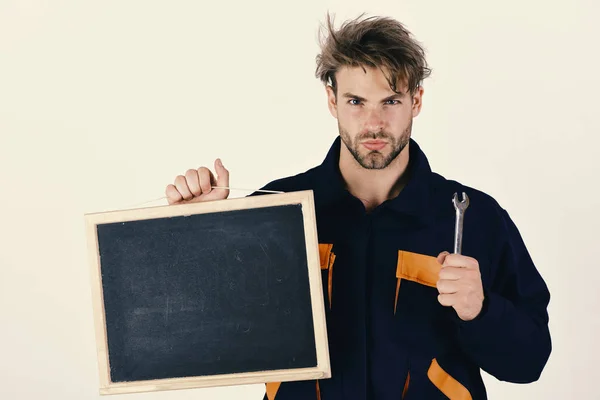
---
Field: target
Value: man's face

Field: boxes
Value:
[326,66,423,169]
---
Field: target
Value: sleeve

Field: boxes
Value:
[454,207,552,383]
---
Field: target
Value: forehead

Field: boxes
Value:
[334,65,407,96]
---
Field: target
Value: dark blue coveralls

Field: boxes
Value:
[255,137,551,400]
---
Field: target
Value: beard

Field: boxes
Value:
[338,120,412,169]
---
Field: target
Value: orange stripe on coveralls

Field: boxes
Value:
[319,243,335,309]
[395,250,442,313]
[402,371,410,398]
[319,243,333,269]
[396,250,441,287]
[428,359,472,400]
[265,382,281,400]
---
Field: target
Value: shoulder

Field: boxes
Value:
[250,165,322,195]
[426,171,532,272]
[428,171,512,233]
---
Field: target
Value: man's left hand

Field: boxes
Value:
[436,251,484,321]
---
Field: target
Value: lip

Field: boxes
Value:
[362,140,387,151]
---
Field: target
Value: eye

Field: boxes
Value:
[385,100,401,105]
[348,99,362,105]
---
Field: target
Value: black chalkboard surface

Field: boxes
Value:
[85,190,330,395]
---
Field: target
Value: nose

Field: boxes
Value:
[364,108,384,133]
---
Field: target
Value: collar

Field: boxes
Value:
[313,136,436,226]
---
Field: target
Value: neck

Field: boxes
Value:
[339,142,411,212]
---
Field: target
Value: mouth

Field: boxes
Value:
[361,140,387,151]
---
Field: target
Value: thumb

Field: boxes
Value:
[437,250,450,265]
[214,158,230,188]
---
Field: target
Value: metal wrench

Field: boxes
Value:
[452,192,469,254]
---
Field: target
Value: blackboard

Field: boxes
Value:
[85,190,330,395]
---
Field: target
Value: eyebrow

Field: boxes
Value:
[342,92,405,102]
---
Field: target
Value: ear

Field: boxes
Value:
[411,85,424,118]
[326,85,338,119]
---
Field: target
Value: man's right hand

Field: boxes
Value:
[165,158,230,205]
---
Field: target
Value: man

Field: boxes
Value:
[165,14,551,400]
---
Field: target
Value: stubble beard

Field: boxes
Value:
[338,120,412,170]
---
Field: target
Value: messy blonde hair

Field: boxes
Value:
[315,13,432,96]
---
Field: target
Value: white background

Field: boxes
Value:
[1,0,598,399]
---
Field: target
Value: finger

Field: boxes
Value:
[214,158,230,188]
[210,158,230,198]
[184,169,201,197]
[215,158,229,197]
[174,175,193,200]
[437,251,450,265]
[442,254,478,269]
[436,278,459,294]
[438,293,456,307]
[438,266,465,281]
[165,184,183,204]
[197,167,213,195]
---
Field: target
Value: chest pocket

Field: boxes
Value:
[318,243,336,310]
[394,250,441,314]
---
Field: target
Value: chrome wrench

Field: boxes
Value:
[452,192,469,254]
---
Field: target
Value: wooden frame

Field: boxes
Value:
[84,190,331,395]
